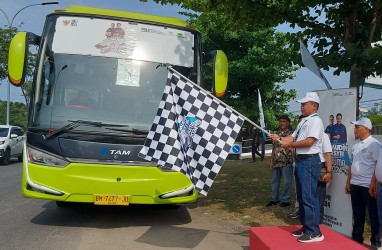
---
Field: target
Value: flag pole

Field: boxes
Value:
[168,66,271,137]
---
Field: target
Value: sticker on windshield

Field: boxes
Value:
[52,17,194,67]
[95,22,135,58]
[116,60,140,87]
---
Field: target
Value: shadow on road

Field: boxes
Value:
[31,202,192,228]
[29,202,212,248]
[136,225,208,248]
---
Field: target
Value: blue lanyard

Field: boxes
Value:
[294,114,318,142]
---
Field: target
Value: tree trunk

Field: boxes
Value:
[349,65,362,118]
[349,65,361,88]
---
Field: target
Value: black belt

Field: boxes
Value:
[296,154,319,160]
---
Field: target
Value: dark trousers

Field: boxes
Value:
[350,184,381,246]
[252,144,262,161]
[251,138,264,161]
[317,181,326,224]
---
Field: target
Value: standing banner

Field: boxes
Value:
[317,88,357,236]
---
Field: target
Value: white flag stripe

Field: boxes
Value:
[258,89,265,129]
[139,69,244,195]
[299,40,332,90]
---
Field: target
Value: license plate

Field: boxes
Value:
[94,195,130,205]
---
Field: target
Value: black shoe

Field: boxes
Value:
[266,201,279,206]
[289,211,299,219]
[280,202,290,207]
[291,227,305,237]
[297,233,324,242]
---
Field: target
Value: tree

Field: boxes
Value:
[183,12,298,131]
[0,100,28,129]
[366,101,382,126]
[150,0,382,90]
[369,114,382,126]
[367,102,382,116]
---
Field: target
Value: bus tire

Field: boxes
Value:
[56,201,72,208]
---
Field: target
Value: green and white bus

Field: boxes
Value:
[8,5,228,206]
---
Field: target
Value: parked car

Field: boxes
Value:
[0,125,26,165]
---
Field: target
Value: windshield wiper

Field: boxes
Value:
[105,127,149,135]
[44,120,128,140]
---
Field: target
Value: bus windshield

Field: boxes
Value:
[31,15,198,133]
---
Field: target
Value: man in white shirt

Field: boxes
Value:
[345,117,380,248]
[270,92,324,243]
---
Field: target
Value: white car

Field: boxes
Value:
[0,125,26,165]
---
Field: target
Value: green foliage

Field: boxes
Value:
[0,100,28,129]
[288,113,303,131]
[369,114,382,126]
[367,102,382,116]
[185,12,298,131]
[21,79,33,107]
[367,102,382,126]
[151,0,382,87]
[364,102,382,126]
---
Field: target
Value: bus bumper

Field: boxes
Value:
[21,159,198,205]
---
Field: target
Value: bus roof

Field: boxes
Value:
[57,5,191,28]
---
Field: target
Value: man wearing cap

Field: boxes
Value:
[270,92,325,243]
[345,117,381,248]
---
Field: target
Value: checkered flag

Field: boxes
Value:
[139,68,244,195]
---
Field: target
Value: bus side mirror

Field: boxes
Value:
[205,50,228,98]
[8,32,28,87]
[8,32,39,87]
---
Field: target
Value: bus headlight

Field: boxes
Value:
[27,146,69,168]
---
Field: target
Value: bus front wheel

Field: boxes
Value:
[56,201,72,208]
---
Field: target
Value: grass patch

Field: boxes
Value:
[193,157,297,227]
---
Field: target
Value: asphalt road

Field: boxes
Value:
[0,160,248,250]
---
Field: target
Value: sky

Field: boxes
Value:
[1,0,381,113]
